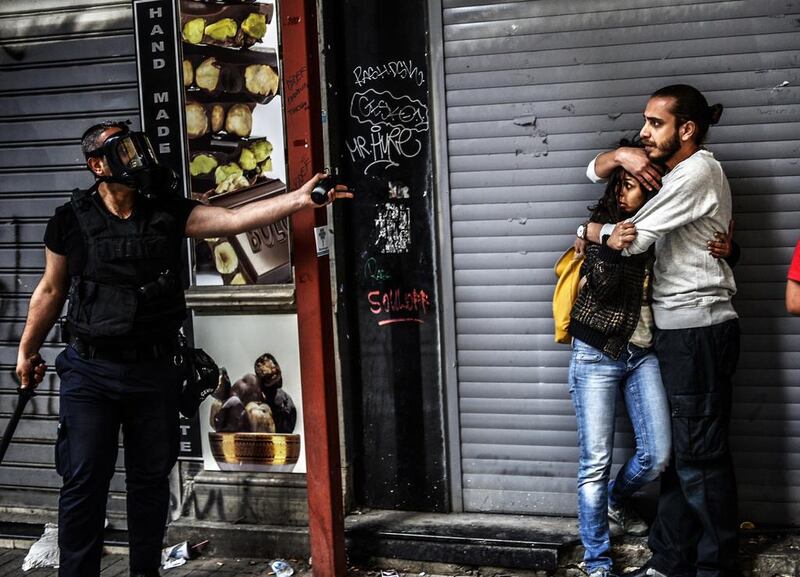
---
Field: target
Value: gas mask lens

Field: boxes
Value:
[84,124,175,193]
[116,136,146,171]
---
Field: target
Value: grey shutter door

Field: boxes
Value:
[440,0,800,523]
[0,1,138,525]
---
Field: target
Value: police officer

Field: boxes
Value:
[15,121,352,577]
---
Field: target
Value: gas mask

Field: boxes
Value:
[86,124,178,196]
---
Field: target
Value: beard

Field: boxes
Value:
[644,129,681,163]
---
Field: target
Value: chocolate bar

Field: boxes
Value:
[189,137,274,193]
[181,0,273,49]
[208,179,291,285]
[203,237,254,285]
[183,45,279,104]
[186,100,256,139]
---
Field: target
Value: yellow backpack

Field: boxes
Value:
[552,246,584,344]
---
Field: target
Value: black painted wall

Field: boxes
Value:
[324,0,447,511]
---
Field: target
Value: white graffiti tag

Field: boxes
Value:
[353,60,425,87]
[346,89,428,175]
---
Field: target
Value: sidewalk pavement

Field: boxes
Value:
[0,549,313,577]
[1,530,799,576]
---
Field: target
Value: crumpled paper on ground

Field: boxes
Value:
[161,541,192,570]
[271,559,295,577]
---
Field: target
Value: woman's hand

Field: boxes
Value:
[707,219,734,259]
[573,237,587,257]
[607,221,637,250]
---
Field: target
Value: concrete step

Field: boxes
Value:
[345,510,579,572]
[166,518,309,559]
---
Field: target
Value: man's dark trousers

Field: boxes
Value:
[55,344,181,577]
[649,319,740,577]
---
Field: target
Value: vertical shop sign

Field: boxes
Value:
[179,419,202,456]
[133,0,201,459]
[133,0,190,197]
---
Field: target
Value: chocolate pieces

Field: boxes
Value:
[185,101,256,139]
[189,137,274,194]
[206,179,291,285]
[183,45,279,104]
[181,0,273,49]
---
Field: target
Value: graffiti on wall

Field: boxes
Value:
[345,61,429,176]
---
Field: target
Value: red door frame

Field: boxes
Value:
[280,1,346,576]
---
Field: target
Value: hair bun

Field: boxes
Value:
[708,103,724,125]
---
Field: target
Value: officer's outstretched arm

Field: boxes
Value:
[185,173,353,239]
[16,249,69,389]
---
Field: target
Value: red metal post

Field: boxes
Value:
[280,1,346,576]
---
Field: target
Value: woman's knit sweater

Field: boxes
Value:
[568,242,654,359]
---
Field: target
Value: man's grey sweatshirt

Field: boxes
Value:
[587,149,737,330]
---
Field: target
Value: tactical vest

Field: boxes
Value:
[65,186,187,345]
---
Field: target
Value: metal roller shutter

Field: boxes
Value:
[436,0,800,523]
[0,0,137,525]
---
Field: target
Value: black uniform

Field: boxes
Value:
[45,187,198,577]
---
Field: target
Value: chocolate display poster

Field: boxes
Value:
[179,0,291,286]
[192,314,306,473]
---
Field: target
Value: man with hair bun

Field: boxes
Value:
[582,85,740,577]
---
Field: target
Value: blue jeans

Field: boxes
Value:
[569,339,672,573]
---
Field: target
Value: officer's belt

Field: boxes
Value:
[69,335,177,363]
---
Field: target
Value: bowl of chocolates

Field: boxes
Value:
[208,352,300,472]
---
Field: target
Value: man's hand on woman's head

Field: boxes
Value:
[614,147,664,192]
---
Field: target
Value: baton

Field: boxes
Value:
[0,387,36,466]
